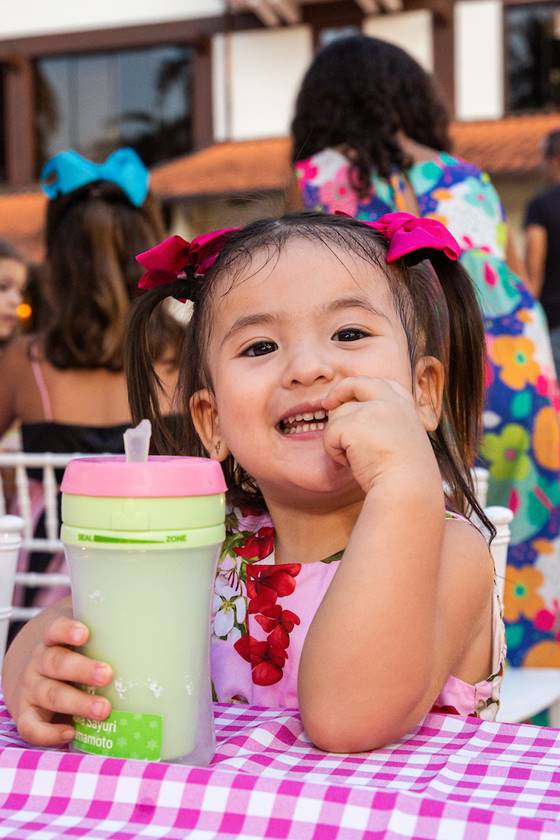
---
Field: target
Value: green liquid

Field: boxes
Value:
[66,543,219,762]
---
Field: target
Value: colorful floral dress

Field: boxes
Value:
[295,148,560,668]
[211,506,505,720]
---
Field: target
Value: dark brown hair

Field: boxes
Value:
[291,35,451,196]
[126,212,489,527]
[0,239,25,263]
[43,181,180,370]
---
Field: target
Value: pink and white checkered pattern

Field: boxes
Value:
[0,697,559,838]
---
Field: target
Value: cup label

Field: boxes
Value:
[73,710,163,760]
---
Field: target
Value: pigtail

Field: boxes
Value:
[125,288,182,455]
[428,254,495,536]
[431,254,485,467]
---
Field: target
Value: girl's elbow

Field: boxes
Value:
[302,706,414,754]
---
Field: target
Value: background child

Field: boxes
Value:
[0,148,182,615]
[3,212,502,754]
[0,239,26,353]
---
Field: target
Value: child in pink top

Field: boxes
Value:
[4,212,503,752]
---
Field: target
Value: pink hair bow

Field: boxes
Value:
[137,227,239,298]
[366,212,461,263]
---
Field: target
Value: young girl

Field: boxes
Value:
[3,212,503,754]
[0,148,181,614]
[0,240,26,352]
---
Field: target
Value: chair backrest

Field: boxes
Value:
[0,515,24,667]
[472,466,490,508]
[483,505,514,601]
[0,451,83,625]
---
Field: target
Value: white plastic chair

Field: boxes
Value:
[0,452,78,625]
[0,515,22,668]
[474,468,560,725]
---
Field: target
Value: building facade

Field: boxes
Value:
[0,1,559,248]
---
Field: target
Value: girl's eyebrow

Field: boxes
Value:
[327,296,390,321]
[221,296,389,348]
[221,312,281,348]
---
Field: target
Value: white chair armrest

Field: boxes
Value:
[497,667,560,724]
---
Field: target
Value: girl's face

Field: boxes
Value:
[0,258,26,341]
[192,238,435,508]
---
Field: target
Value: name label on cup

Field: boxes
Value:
[73,710,163,760]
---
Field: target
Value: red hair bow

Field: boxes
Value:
[365,212,461,263]
[136,228,239,296]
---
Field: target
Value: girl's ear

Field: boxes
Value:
[413,356,445,432]
[189,389,231,462]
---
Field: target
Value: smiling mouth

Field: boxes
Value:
[278,409,328,435]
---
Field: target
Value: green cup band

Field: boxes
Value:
[61,522,225,550]
[62,493,225,532]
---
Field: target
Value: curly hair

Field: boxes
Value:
[291,35,452,196]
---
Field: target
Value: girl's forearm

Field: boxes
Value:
[299,469,445,751]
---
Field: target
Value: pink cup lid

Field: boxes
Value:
[61,455,227,498]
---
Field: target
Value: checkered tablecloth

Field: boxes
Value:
[0,697,559,839]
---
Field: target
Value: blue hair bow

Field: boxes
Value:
[40,147,149,207]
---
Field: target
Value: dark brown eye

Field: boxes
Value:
[333,328,369,342]
[242,340,278,357]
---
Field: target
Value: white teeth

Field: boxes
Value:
[282,409,328,427]
[283,420,326,435]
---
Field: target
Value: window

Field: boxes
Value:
[0,66,5,182]
[506,3,560,112]
[34,44,193,172]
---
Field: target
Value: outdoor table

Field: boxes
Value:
[0,694,559,839]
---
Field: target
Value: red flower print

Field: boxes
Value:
[255,605,301,649]
[247,564,301,613]
[234,526,275,561]
[239,503,267,518]
[484,262,497,286]
[535,608,555,632]
[234,635,287,685]
[431,704,460,715]
[508,488,520,515]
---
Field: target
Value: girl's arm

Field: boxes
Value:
[299,378,493,753]
[3,597,113,746]
[0,338,20,437]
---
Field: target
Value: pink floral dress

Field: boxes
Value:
[211,506,505,721]
[295,148,560,669]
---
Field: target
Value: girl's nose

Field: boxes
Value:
[281,345,335,389]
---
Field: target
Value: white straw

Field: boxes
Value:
[124,419,152,463]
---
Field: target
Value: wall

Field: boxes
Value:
[212,26,312,141]
[455,0,503,120]
[174,192,285,240]
[493,172,546,247]
[363,9,433,71]
[212,8,435,143]
[0,0,225,38]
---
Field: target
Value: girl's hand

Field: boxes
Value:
[12,616,112,747]
[322,376,437,494]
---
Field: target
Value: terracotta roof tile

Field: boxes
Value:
[150,137,292,198]
[150,113,560,199]
[2,113,560,256]
[0,192,46,261]
[451,112,560,175]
